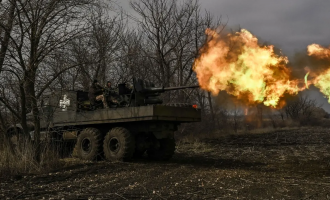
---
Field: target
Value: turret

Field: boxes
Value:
[125,78,199,106]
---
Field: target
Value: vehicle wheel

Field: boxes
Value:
[103,127,135,162]
[76,128,103,161]
[147,138,176,161]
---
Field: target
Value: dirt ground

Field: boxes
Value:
[1,127,330,200]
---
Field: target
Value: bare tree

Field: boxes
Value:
[119,31,155,83]
[67,3,126,89]
[284,95,322,122]
[129,0,223,105]
[0,1,17,147]
[130,0,199,101]
[0,0,98,161]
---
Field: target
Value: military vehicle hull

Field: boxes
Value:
[50,105,200,126]
[7,79,201,162]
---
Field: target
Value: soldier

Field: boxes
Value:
[88,79,108,109]
[104,81,112,96]
[104,81,118,106]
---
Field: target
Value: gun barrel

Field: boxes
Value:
[140,85,199,93]
[141,87,164,93]
[163,85,200,91]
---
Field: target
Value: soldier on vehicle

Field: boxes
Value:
[104,81,118,106]
[104,81,112,96]
[88,79,108,109]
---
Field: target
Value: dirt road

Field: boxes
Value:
[1,127,330,199]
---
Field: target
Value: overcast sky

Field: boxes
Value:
[200,0,330,56]
[119,0,330,110]
[119,0,330,56]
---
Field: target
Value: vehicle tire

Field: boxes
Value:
[103,127,135,162]
[76,128,103,161]
[147,138,176,161]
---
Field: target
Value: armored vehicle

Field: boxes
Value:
[6,78,201,161]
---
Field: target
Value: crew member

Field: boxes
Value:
[88,79,108,109]
[104,81,118,105]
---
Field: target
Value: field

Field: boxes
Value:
[1,127,330,199]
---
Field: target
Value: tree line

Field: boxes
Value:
[1,0,326,162]
[0,0,223,161]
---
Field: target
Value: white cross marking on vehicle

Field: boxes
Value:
[59,94,70,111]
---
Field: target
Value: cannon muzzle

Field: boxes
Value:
[140,85,199,93]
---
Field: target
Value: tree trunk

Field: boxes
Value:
[0,1,15,72]
[25,71,41,162]
[19,82,30,139]
[0,112,4,129]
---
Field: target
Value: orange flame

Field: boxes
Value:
[193,28,302,107]
[307,44,330,102]
[308,44,330,58]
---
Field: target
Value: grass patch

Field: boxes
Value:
[176,138,216,154]
[0,142,64,178]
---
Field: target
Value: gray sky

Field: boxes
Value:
[119,0,330,57]
[119,0,330,111]
[200,0,330,57]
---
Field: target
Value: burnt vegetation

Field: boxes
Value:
[0,0,330,199]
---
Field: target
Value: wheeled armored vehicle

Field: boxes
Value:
[7,78,201,161]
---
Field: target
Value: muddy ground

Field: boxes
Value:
[1,127,330,200]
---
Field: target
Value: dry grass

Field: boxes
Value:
[175,126,308,157]
[177,126,299,142]
[176,139,216,154]
[0,142,63,177]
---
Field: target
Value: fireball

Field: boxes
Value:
[308,44,330,58]
[193,28,301,107]
[307,44,330,102]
